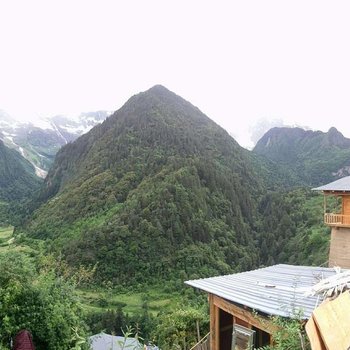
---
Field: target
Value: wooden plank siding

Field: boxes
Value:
[313,292,350,349]
[305,317,327,350]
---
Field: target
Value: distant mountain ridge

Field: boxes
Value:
[254,126,350,185]
[0,110,110,177]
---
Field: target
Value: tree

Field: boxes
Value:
[0,251,88,350]
[154,307,208,350]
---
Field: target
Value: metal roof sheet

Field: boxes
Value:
[185,264,345,319]
[312,176,350,192]
[89,333,159,350]
[89,334,140,350]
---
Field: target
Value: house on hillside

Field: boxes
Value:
[313,175,350,268]
[185,176,350,350]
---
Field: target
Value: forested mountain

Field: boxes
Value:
[19,86,333,288]
[22,85,269,284]
[0,140,42,224]
[254,126,350,186]
[0,110,110,177]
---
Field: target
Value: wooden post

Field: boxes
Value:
[196,320,200,342]
[209,293,219,350]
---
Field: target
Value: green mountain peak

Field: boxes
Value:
[23,86,261,284]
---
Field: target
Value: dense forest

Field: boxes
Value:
[0,85,339,349]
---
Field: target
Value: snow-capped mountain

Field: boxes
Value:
[0,110,110,178]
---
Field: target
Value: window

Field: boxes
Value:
[231,324,255,350]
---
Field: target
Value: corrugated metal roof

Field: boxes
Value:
[89,333,159,350]
[312,176,350,192]
[185,264,345,319]
[89,334,141,350]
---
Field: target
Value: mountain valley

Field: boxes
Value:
[0,86,341,349]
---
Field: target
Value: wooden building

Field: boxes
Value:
[186,264,341,350]
[313,176,350,268]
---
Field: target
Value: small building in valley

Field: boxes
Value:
[186,264,342,350]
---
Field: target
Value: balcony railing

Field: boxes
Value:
[324,213,350,227]
[190,333,210,350]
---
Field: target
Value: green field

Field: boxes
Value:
[0,226,182,318]
[78,286,182,316]
[0,226,34,253]
[0,226,14,251]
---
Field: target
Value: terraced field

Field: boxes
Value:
[0,226,14,251]
[78,287,182,316]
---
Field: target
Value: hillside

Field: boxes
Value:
[254,126,350,186]
[0,140,41,201]
[22,85,266,284]
[0,140,42,224]
[0,110,110,177]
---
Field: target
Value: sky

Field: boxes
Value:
[0,0,350,148]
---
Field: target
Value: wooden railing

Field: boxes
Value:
[190,333,210,350]
[324,213,350,227]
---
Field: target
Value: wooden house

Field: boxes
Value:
[313,175,350,268]
[186,264,342,350]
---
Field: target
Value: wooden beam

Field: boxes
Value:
[212,294,277,335]
[209,294,219,350]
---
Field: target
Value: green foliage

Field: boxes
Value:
[257,316,310,350]
[0,251,88,350]
[256,189,329,266]
[153,306,209,350]
[86,303,156,345]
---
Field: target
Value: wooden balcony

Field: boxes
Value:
[324,213,350,227]
[190,333,210,350]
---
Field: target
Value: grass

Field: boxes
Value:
[78,286,182,316]
[0,226,14,251]
[0,226,182,318]
[0,226,34,253]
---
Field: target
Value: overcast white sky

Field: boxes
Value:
[0,0,350,148]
